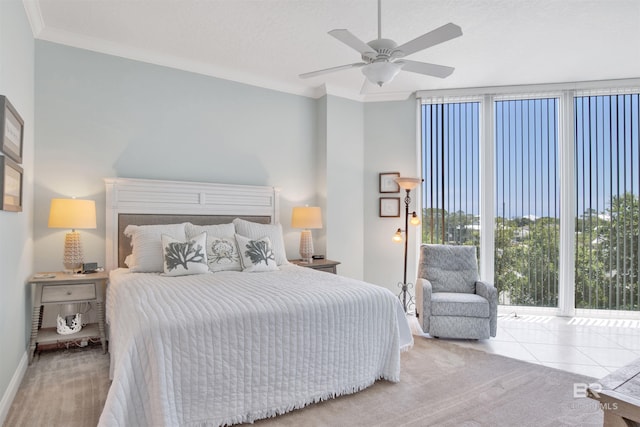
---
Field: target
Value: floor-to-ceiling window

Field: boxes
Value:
[494,98,559,307]
[575,94,640,310]
[421,102,480,250]
[420,84,640,314]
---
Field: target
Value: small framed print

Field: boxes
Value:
[379,197,400,217]
[379,172,400,193]
[1,156,23,212]
[0,96,24,164]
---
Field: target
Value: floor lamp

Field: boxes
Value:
[393,177,422,313]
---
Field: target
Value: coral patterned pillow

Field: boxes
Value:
[235,234,279,272]
[161,232,209,276]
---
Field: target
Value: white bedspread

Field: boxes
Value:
[99,265,412,426]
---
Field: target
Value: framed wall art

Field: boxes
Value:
[1,156,23,212]
[379,197,400,218]
[0,96,24,164]
[379,172,400,193]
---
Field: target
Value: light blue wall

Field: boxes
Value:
[0,0,34,422]
[363,99,420,293]
[34,41,321,273]
[325,95,364,279]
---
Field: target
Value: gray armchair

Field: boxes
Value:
[415,244,497,339]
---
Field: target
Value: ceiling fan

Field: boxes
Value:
[300,0,462,88]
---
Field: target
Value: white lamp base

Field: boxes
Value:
[63,231,84,273]
[299,229,314,264]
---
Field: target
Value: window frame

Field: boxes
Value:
[418,79,640,317]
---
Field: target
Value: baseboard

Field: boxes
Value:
[0,351,27,425]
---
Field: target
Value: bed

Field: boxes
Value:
[98,177,413,426]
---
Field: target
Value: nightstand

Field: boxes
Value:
[290,259,341,274]
[28,271,108,363]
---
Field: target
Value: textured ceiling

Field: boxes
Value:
[24,0,640,101]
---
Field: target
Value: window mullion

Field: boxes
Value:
[558,90,576,316]
[479,95,495,282]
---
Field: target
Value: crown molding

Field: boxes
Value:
[21,0,44,37]
[26,2,411,104]
[33,25,328,100]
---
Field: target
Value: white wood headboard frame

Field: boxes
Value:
[104,177,280,271]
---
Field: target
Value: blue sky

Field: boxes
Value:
[422,94,640,221]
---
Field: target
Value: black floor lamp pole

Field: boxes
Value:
[401,188,410,312]
[394,176,421,314]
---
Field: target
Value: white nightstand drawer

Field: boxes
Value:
[41,283,96,303]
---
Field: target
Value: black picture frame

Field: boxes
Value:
[0,96,24,164]
[1,156,23,212]
[379,197,400,217]
[379,172,400,193]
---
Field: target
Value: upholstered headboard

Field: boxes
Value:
[105,178,280,271]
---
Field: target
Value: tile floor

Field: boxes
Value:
[410,308,640,379]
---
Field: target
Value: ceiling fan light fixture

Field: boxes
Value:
[300,0,462,88]
[362,61,403,87]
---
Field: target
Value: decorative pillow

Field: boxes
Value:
[185,223,241,272]
[235,234,279,272]
[124,223,188,272]
[232,218,289,266]
[161,232,209,276]
[206,236,242,272]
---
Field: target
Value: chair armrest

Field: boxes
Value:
[476,280,498,337]
[416,278,433,333]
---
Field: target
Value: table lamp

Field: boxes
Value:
[291,206,322,263]
[48,198,97,273]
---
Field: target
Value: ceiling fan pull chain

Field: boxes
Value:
[378,0,382,40]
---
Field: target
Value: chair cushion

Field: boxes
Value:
[431,292,490,318]
[419,245,478,293]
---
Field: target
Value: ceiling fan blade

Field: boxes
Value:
[299,62,366,79]
[328,29,377,58]
[398,59,455,78]
[392,23,462,58]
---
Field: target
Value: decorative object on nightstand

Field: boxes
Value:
[393,176,423,313]
[48,198,97,273]
[27,271,108,364]
[291,258,341,274]
[291,206,323,264]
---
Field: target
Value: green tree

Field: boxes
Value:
[494,216,559,307]
[580,193,640,310]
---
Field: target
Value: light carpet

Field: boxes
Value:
[5,339,603,427]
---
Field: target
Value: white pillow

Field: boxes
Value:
[235,234,279,272]
[186,223,241,272]
[161,232,209,276]
[185,223,235,239]
[124,223,187,272]
[232,218,289,265]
